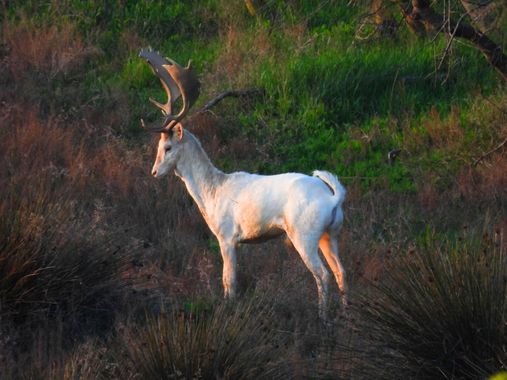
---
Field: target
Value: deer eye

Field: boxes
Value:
[165,146,172,153]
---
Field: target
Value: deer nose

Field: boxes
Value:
[151,169,158,177]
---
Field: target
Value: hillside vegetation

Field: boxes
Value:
[0,1,505,379]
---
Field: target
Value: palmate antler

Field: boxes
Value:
[139,48,200,132]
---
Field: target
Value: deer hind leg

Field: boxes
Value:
[288,232,331,320]
[319,232,348,307]
[218,241,237,299]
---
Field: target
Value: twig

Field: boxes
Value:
[436,11,469,75]
[473,137,507,166]
[480,95,507,117]
[407,0,507,81]
[193,88,265,116]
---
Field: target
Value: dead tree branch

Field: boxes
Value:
[473,137,507,166]
[436,10,469,75]
[399,0,507,81]
[194,88,265,115]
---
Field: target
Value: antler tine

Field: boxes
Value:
[140,118,172,133]
[139,48,180,116]
[159,60,200,129]
[140,48,200,133]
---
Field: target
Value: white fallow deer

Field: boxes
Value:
[139,48,347,319]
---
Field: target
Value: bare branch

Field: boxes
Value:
[436,11,470,76]
[193,88,265,115]
[473,137,507,166]
[399,0,507,80]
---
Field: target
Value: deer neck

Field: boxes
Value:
[175,133,226,218]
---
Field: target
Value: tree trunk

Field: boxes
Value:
[371,0,398,37]
[399,1,426,36]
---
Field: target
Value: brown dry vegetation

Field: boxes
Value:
[0,5,506,379]
[3,16,98,80]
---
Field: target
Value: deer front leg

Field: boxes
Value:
[218,241,237,299]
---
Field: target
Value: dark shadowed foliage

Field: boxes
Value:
[353,229,506,379]
[119,294,292,380]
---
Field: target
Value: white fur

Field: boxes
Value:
[151,125,347,318]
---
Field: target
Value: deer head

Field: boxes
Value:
[139,48,200,177]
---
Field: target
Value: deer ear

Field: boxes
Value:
[174,123,184,140]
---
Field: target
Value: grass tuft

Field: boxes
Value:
[356,229,507,379]
[121,296,291,380]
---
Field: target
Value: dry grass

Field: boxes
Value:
[2,94,505,379]
[1,6,506,379]
[3,16,98,80]
[457,152,507,201]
